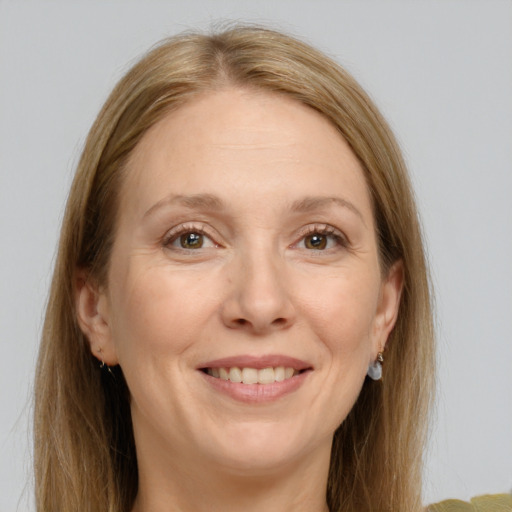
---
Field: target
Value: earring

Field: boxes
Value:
[367,352,384,381]
[97,347,115,378]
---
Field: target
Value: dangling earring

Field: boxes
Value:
[97,347,115,378]
[367,352,384,381]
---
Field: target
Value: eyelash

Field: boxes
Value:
[162,223,348,252]
[163,223,218,251]
[293,224,348,251]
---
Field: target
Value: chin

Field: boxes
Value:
[198,419,328,475]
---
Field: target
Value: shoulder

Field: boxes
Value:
[427,493,512,511]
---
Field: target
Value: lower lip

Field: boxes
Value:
[200,370,311,403]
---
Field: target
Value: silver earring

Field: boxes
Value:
[98,347,115,378]
[367,352,384,381]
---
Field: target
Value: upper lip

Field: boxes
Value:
[198,355,312,371]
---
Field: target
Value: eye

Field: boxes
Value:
[296,225,347,251]
[176,232,206,249]
[164,224,217,251]
[303,233,330,250]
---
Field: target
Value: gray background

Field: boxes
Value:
[1,1,511,510]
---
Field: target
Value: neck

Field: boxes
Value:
[131,432,331,512]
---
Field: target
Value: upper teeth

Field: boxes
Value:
[207,366,297,384]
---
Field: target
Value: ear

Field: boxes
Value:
[371,260,404,356]
[75,269,119,366]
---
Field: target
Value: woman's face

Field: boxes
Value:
[79,88,402,476]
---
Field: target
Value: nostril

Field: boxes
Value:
[227,316,290,331]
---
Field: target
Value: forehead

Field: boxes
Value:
[120,87,372,221]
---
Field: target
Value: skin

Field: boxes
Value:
[77,88,403,512]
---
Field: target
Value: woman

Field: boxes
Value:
[34,25,434,512]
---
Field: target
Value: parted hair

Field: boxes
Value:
[34,25,434,512]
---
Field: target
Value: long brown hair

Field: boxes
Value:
[34,25,434,512]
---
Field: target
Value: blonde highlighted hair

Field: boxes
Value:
[34,25,434,512]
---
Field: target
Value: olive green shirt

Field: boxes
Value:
[428,494,512,511]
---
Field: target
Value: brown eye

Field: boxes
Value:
[304,234,327,250]
[166,225,217,252]
[179,232,204,249]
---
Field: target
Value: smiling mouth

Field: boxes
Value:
[201,366,308,385]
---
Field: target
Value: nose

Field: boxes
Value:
[220,251,296,335]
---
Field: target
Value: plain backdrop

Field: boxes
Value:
[1,1,511,510]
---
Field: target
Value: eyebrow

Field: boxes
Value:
[143,193,224,219]
[290,196,366,225]
[143,193,365,225]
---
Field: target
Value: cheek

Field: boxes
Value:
[109,262,219,364]
[296,273,380,428]
[297,271,380,354]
